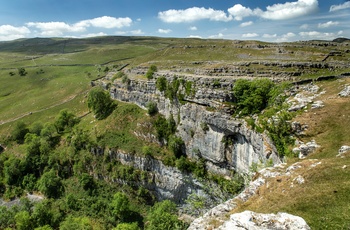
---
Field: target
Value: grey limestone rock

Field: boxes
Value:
[339,85,350,97]
[218,211,310,230]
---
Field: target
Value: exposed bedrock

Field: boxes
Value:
[109,77,280,174]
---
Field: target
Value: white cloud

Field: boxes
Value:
[130,30,143,35]
[80,32,107,38]
[158,29,172,34]
[76,16,132,29]
[330,1,350,12]
[242,33,259,38]
[26,21,85,36]
[300,24,309,29]
[26,16,132,37]
[240,21,253,27]
[262,33,277,38]
[259,0,318,20]
[188,35,202,39]
[318,21,339,28]
[229,0,318,21]
[275,32,296,42]
[228,4,256,21]
[299,31,340,40]
[189,26,197,31]
[158,7,232,23]
[209,33,224,39]
[0,25,31,41]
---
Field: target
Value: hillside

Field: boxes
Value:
[0,36,350,229]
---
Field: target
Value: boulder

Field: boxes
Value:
[337,145,350,157]
[218,211,310,230]
[339,85,350,97]
[293,140,320,159]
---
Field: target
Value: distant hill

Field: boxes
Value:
[333,37,350,43]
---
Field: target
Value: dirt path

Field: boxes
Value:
[0,89,90,126]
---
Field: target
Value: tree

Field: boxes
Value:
[146,200,186,230]
[12,121,29,143]
[146,65,157,80]
[54,109,80,133]
[111,192,131,222]
[60,216,94,230]
[15,211,32,230]
[156,76,167,92]
[168,135,185,158]
[37,170,63,198]
[114,222,140,230]
[18,68,27,76]
[87,87,116,120]
[146,101,158,116]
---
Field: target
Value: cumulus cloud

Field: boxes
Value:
[259,0,318,20]
[76,16,132,29]
[228,0,318,21]
[209,33,224,39]
[240,21,253,27]
[188,35,202,39]
[158,29,172,34]
[26,21,85,36]
[0,25,30,41]
[318,21,339,28]
[299,31,341,40]
[158,7,232,23]
[276,32,296,42]
[300,24,309,29]
[242,33,259,38]
[330,1,350,12]
[80,32,107,38]
[189,26,197,31]
[26,16,132,37]
[130,30,143,35]
[228,4,256,21]
[262,33,277,38]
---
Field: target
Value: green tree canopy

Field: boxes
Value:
[37,170,63,198]
[87,86,115,120]
[145,200,186,230]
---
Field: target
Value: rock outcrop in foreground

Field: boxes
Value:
[218,211,310,230]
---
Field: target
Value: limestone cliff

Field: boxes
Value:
[107,74,280,174]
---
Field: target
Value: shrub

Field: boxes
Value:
[87,87,116,120]
[146,101,158,116]
[146,65,157,80]
[12,121,29,143]
[156,76,167,92]
[168,135,185,158]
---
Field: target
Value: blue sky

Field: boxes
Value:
[0,0,349,42]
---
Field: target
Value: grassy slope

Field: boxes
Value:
[232,78,350,229]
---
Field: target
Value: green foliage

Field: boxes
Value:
[37,170,64,198]
[12,121,29,143]
[153,115,176,142]
[15,211,32,230]
[213,79,221,88]
[87,87,116,120]
[184,80,193,96]
[111,192,131,222]
[146,101,158,116]
[18,67,27,76]
[146,65,157,80]
[114,222,140,230]
[209,173,245,195]
[122,75,130,85]
[156,76,167,92]
[265,111,294,156]
[54,109,80,133]
[233,78,275,116]
[60,216,94,230]
[146,200,187,230]
[200,122,209,133]
[168,135,185,159]
[29,122,44,136]
[112,71,126,82]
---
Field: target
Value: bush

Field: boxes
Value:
[146,101,158,116]
[87,87,116,120]
[156,76,167,92]
[146,65,157,80]
[233,78,275,116]
[168,135,185,158]
[12,121,29,143]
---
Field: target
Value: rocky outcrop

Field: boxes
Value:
[339,85,350,97]
[218,211,310,230]
[109,76,280,174]
[293,140,320,159]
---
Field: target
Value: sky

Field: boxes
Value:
[0,0,349,42]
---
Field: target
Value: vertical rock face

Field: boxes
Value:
[109,76,280,174]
